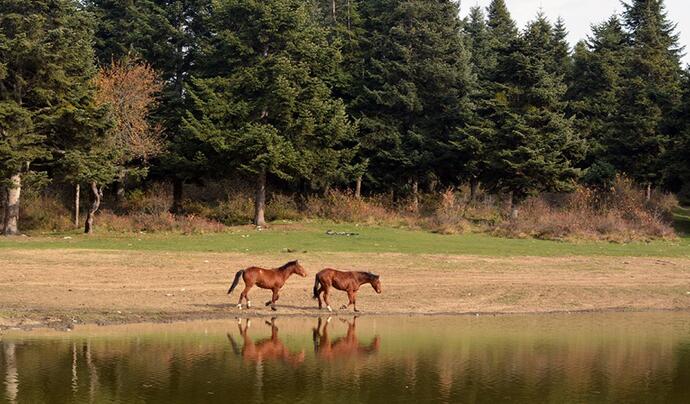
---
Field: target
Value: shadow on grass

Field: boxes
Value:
[673,206,690,236]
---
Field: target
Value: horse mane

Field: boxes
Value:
[364,271,379,280]
[278,260,299,270]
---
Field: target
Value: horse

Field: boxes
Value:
[227,260,307,311]
[312,268,381,312]
[312,317,380,360]
[228,318,305,366]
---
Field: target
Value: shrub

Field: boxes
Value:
[494,176,677,242]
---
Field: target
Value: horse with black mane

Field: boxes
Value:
[228,260,307,311]
[313,268,381,312]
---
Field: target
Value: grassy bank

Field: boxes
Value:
[1,221,689,257]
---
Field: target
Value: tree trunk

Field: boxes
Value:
[509,192,519,220]
[254,170,266,227]
[114,174,125,205]
[331,0,337,24]
[74,184,80,228]
[84,181,102,234]
[355,175,362,199]
[347,0,351,30]
[171,178,183,214]
[645,182,652,202]
[411,178,419,212]
[2,173,21,236]
[469,178,479,202]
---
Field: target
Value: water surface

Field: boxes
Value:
[1,313,689,403]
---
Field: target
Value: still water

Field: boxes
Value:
[1,313,689,404]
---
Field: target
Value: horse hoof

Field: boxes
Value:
[247,301,251,308]
[265,301,272,307]
[237,304,242,310]
[271,306,277,312]
[327,306,333,312]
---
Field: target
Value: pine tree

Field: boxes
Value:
[483,14,582,216]
[568,16,628,185]
[356,0,475,200]
[461,6,493,197]
[665,71,690,201]
[550,17,572,78]
[184,0,356,226]
[608,0,684,194]
[0,0,111,235]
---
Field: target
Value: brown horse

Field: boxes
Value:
[313,268,381,312]
[228,318,305,366]
[312,317,380,360]
[228,260,307,311]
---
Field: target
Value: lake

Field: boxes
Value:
[1,313,689,403]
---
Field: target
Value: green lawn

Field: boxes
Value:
[1,221,689,257]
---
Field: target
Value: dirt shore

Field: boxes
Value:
[1,249,689,330]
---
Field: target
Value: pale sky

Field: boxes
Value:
[460,0,690,65]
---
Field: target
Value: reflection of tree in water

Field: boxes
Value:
[312,316,380,360]
[4,342,18,404]
[0,317,689,403]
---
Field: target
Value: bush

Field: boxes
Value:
[494,176,677,242]
[20,194,73,233]
[97,211,225,234]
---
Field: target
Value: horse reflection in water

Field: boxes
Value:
[312,317,380,360]
[228,318,305,366]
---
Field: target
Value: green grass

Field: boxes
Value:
[674,206,690,236]
[1,221,689,257]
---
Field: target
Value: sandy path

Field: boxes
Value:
[1,249,689,328]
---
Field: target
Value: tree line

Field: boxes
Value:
[1,0,689,234]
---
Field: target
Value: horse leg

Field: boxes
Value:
[323,289,333,312]
[267,289,280,311]
[317,285,328,309]
[341,291,357,312]
[238,285,252,309]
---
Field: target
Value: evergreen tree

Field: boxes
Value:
[356,0,475,201]
[0,0,110,235]
[184,0,356,226]
[317,0,367,195]
[606,0,683,195]
[550,17,572,78]
[568,16,628,185]
[461,6,493,197]
[483,14,582,216]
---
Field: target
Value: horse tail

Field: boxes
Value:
[227,270,244,294]
[312,274,321,300]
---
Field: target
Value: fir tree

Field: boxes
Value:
[568,16,628,184]
[550,17,572,78]
[0,0,110,235]
[184,0,356,226]
[483,14,582,216]
[608,0,684,194]
[356,0,475,201]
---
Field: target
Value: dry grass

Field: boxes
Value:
[8,177,680,242]
[496,177,677,242]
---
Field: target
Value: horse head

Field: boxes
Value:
[286,260,307,277]
[369,273,382,294]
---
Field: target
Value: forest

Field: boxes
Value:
[1,0,689,240]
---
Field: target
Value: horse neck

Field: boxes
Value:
[355,272,372,286]
[279,266,295,280]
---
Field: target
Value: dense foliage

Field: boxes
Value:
[1,0,689,234]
